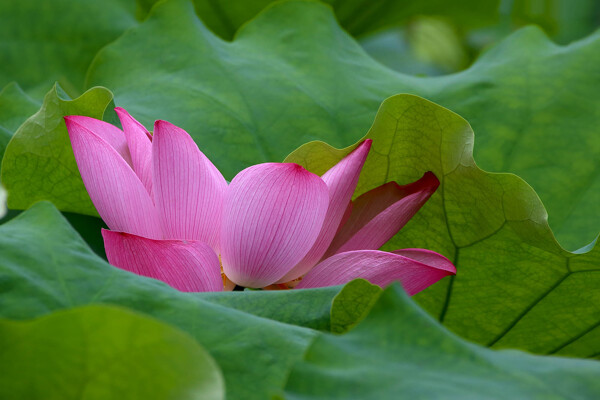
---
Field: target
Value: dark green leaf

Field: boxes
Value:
[200,287,337,331]
[284,284,600,399]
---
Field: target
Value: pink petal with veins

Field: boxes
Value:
[221,163,329,288]
[324,172,439,257]
[103,230,222,292]
[296,249,455,295]
[115,108,153,195]
[152,120,227,251]
[277,140,372,283]
[65,115,132,166]
[66,117,161,239]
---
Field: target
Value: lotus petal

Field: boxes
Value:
[115,108,153,195]
[221,163,329,288]
[152,120,227,250]
[325,172,439,257]
[102,229,223,292]
[277,140,372,283]
[296,249,455,295]
[66,117,161,239]
[65,115,132,166]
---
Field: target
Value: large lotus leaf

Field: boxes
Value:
[4,203,598,400]
[286,94,600,358]
[83,0,599,250]
[137,0,500,40]
[284,284,600,399]
[0,0,137,98]
[1,85,113,215]
[0,83,39,161]
[0,84,113,254]
[0,84,107,254]
[0,305,224,400]
[0,201,342,400]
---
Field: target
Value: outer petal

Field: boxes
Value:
[295,249,456,295]
[277,140,372,283]
[103,230,222,292]
[324,172,439,257]
[115,108,153,195]
[65,117,161,239]
[65,115,132,166]
[220,163,329,288]
[152,120,227,250]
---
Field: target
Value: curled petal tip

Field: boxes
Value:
[113,107,131,120]
[325,171,441,256]
[153,119,171,130]
[420,171,440,189]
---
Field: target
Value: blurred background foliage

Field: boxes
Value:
[1,0,598,100]
[0,0,598,249]
[134,0,600,76]
[360,0,600,75]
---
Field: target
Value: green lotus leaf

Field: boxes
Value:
[330,278,382,334]
[0,83,39,161]
[0,0,137,98]
[286,94,600,358]
[284,284,600,399]
[84,0,598,249]
[137,0,500,40]
[3,1,597,248]
[0,201,338,399]
[1,85,113,215]
[0,305,224,400]
[3,202,598,400]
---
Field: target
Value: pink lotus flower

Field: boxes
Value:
[65,109,455,293]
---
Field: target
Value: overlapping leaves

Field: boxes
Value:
[3,0,598,248]
[1,85,112,214]
[286,284,600,399]
[1,0,598,358]
[84,0,599,249]
[0,83,38,159]
[0,202,329,399]
[287,95,600,358]
[2,202,599,399]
